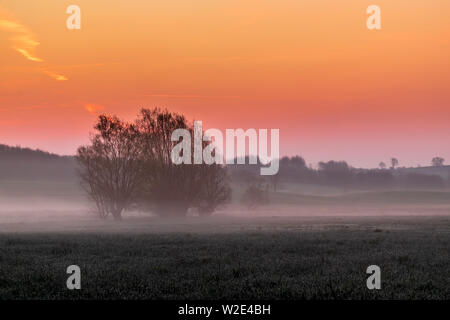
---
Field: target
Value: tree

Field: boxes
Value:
[196,164,231,216]
[269,172,280,191]
[277,155,310,183]
[432,157,445,167]
[318,160,353,186]
[241,179,269,209]
[136,108,200,216]
[136,108,230,217]
[76,115,143,220]
[391,158,399,169]
[290,155,306,168]
[379,162,386,170]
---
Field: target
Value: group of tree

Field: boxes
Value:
[229,155,448,190]
[76,108,231,220]
[432,157,445,167]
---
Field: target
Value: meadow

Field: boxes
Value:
[1,173,449,300]
[0,215,449,300]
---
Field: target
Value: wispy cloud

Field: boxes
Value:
[0,6,68,81]
[0,17,43,62]
[84,104,106,115]
[14,47,43,62]
[43,70,68,81]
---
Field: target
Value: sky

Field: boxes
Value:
[1,0,449,168]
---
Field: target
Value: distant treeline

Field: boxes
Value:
[229,156,450,190]
[1,144,449,190]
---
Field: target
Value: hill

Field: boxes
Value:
[397,165,450,180]
[0,144,85,211]
[0,144,76,181]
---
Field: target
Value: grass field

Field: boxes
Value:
[0,215,449,300]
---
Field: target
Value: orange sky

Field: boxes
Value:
[1,0,449,167]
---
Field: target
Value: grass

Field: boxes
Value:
[0,216,449,300]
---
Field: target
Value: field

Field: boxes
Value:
[1,178,449,300]
[0,215,449,300]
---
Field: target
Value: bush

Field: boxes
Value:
[241,180,269,209]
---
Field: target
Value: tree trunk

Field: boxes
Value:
[111,207,123,221]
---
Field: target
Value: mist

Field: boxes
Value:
[1,143,449,233]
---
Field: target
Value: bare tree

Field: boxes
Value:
[76,115,143,220]
[432,157,445,167]
[136,108,230,217]
[136,108,199,216]
[77,108,231,219]
[241,178,269,209]
[391,157,399,169]
[379,162,386,170]
[196,164,231,216]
